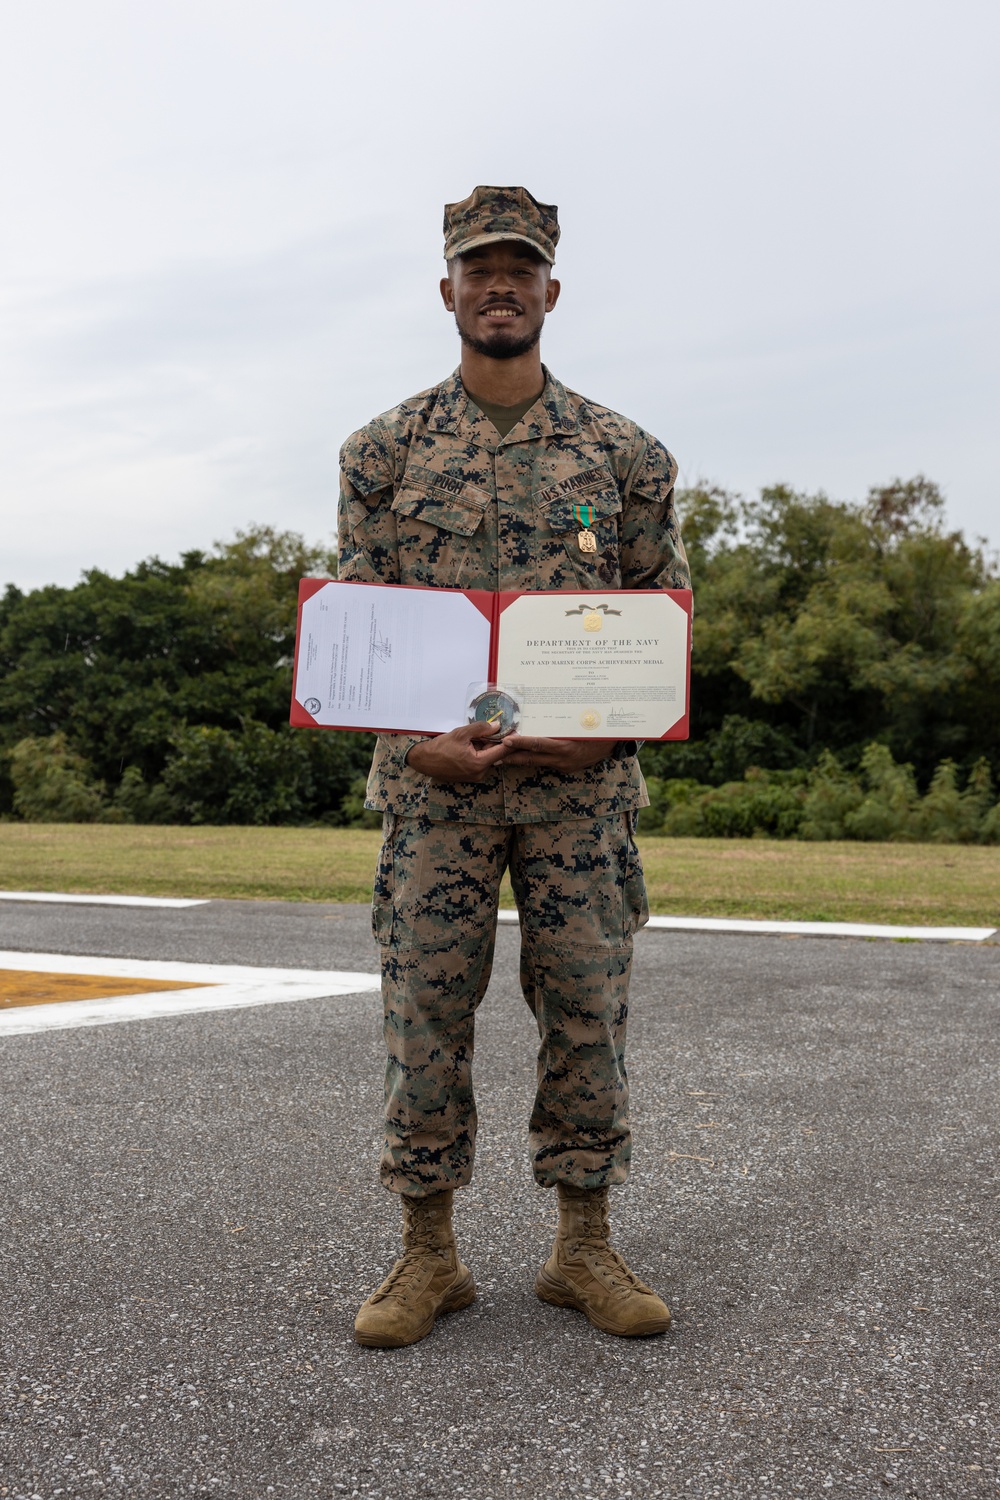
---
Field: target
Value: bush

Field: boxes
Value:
[636,775,702,834]
[912,758,994,843]
[639,769,805,838]
[696,769,806,838]
[8,733,109,822]
[161,721,373,825]
[639,714,805,786]
[339,774,383,829]
[798,750,864,840]
[163,722,303,825]
[641,744,1000,843]
[842,743,920,841]
[980,802,1000,844]
[112,765,183,824]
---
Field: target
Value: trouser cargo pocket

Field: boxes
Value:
[372,812,396,947]
[622,813,649,939]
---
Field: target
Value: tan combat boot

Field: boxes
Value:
[535,1182,671,1337]
[354,1189,475,1348]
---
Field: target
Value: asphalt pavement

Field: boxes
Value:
[0,898,997,1499]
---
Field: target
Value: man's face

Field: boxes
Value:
[440,242,560,360]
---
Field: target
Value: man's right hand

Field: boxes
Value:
[405,720,512,783]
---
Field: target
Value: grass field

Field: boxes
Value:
[1,823,998,927]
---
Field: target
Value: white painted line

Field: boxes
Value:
[0,951,381,1036]
[494,910,996,942]
[0,952,373,983]
[0,891,208,909]
[642,916,997,941]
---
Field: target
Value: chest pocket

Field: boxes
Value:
[392,473,489,536]
[390,472,491,587]
[536,483,624,589]
[538,486,623,536]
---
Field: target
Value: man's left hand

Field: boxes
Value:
[499,735,619,772]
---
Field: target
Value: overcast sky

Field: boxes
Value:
[2,0,998,592]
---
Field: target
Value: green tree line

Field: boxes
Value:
[2,478,999,838]
[0,529,375,827]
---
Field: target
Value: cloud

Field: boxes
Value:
[1,221,456,587]
[1,0,998,588]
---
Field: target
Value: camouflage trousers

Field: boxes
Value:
[371,813,649,1197]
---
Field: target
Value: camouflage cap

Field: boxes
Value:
[443,185,560,265]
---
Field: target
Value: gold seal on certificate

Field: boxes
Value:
[467,684,521,736]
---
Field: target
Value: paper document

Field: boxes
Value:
[292,581,492,733]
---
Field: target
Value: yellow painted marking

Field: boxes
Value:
[0,969,212,1010]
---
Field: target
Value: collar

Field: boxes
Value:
[428,366,582,448]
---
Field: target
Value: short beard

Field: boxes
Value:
[455,316,543,361]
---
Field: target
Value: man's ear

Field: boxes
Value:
[440,274,456,312]
[545,277,561,312]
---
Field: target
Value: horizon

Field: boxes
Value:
[6,467,992,596]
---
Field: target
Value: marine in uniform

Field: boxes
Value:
[342,186,690,1347]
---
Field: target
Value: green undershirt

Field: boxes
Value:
[466,389,541,438]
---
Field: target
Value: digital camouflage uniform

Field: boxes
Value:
[338,366,690,1197]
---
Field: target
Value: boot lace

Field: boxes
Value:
[371,1247,438,1305]
[569,1196,653,1297]
[370,1204,450,1305]
[577,1239,650,1296]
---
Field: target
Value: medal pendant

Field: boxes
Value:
[577,529,598,553]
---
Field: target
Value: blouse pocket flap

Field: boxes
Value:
[539,486,623,535]
[392,486,487,537]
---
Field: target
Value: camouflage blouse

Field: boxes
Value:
[338,367,690,824]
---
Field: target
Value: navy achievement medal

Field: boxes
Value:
[575,502,598,553]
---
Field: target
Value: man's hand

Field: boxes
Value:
[406,720,513,783]
[499,735,618,773]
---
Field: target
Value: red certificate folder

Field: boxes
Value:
[290,579,691,740]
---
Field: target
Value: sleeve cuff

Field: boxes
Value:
[398,735,431,770]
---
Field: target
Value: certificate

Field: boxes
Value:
[290,581,691,740]
[495,590,690,739]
